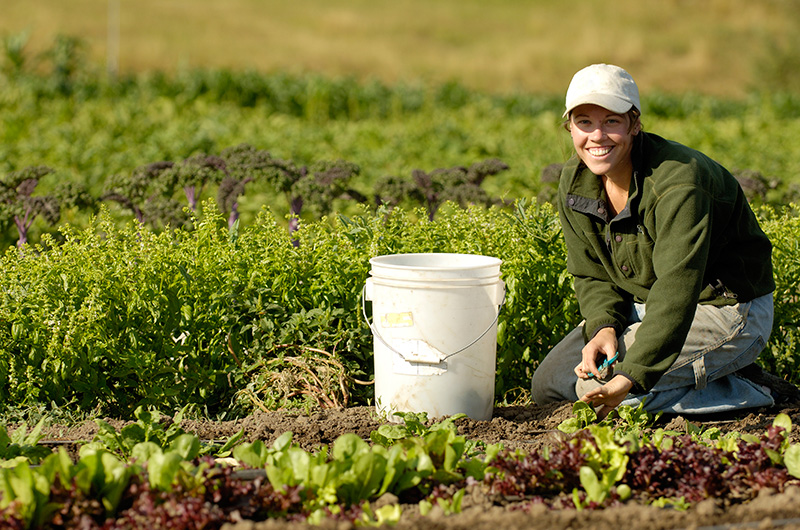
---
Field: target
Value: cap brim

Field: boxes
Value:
[563,93,634,118]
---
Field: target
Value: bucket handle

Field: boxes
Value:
[360,282,505,363]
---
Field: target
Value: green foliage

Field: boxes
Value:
[558,401,658,441]
[370,412,495,483]
[2,197,800,417]
[5,50,800,250]
[419,487,465,516]
[496,199,580,397]
[578,425,630,504]
[232,431,294,469]
[0,438,216,527]
[1,49,800,415]
[754,205,800,379]
[244,432,398,510]
[0,199,579,416]
[0,447,134,527]
[0,418,51,466]
[0,166,94,246]
[235,414,485,513]
[217,143,365,233]
[88,405,242,460]
[555,412,800,510]
[0,459,56,527]
[2,413,800,525]
[577,465,617,506]
[1,31,31,77]
[100,154,234,230]
[784,443,800,479]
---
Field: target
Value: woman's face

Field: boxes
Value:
[569,104,640,182]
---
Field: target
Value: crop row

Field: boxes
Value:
[4,35,800,249]
[0,201,575,416]
[0,147,510,249]
[2,405,800,528]
[1,201,799,418]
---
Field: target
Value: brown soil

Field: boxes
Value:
[33,401,800,530]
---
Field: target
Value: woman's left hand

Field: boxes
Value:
[579,374,634,419]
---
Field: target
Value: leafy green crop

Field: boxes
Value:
[0,447,134,527]
[486,414,800,511]
[0,418,51,467]
[757,205,800,379]
[558,401,659,437]
[0,198,583,416]
[2,413,800,527]
[4,55,800,248]
[234,412,493,517]
[88,406,243,460]
[1,199,799,417]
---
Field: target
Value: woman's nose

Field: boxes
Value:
[589,125,606,141]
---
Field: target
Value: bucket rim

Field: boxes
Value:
[369,252,502,272]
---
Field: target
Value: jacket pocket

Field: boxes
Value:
[618,229,656,285]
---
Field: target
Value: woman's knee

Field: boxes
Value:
[530,327,585,403]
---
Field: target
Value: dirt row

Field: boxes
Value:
[32,400,800,529]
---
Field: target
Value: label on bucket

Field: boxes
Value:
[389,339,447,375]
[380,312,414,328]
[392,349,447,376]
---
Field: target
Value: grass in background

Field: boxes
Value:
[3,0,800,96]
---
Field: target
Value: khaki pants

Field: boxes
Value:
[530,293,775,414]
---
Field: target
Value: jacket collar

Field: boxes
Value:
[564,132,648,223]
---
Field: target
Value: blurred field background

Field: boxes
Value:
[1,0,800,245]
[4,0,800,96]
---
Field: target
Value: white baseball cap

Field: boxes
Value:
[563,64,640,118]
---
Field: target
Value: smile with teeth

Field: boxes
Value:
[588,146,613,157]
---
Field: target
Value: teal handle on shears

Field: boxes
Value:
[588,351,619,379]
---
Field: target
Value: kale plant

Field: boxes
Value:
[374,158,508,220]
[220,143,365,240]
[101,155,227,230]
[0,166,93,246]
[159,154,228,212]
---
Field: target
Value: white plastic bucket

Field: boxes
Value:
[363,253,504,421]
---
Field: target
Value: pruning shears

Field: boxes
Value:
[588,351,619,379]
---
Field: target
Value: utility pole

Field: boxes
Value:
[107,0,120,78]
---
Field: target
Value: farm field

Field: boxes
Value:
[3,2,800,246]
[3,2,800,528]
[2,203,800,528]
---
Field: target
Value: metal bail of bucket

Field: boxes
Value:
[363,253,504,421]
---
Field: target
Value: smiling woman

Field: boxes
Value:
[568,106,639,203]
[530,63,792,419]
[1,0,798,96]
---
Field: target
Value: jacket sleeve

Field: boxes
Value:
[614,179,712,391]
[558,199,632,342]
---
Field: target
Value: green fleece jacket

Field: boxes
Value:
[558,131,775,392]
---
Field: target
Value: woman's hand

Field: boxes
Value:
[580,374,634,419]
[574,327,618,380]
